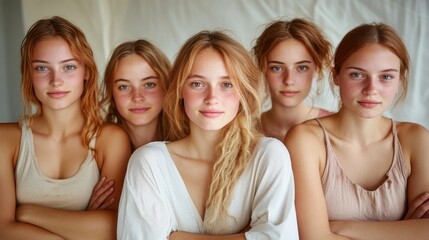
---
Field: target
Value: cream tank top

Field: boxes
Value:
[15,123,100,211]
[317,119,407,221]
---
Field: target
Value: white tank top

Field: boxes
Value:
[15,122,100,210]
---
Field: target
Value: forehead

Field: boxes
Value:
[32,37,75,60]
[267,38,313,62]
[342,44,400,71]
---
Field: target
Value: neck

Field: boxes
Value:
[267,101,316,129]
[183,126,221,162]
[123,118,159,151]
[34,105,85,138]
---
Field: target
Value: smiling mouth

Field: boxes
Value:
[280,90,299,96]
[357,101,381,108]
[47,91,69,98]
[200,111,224,118]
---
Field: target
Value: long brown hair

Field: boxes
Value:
[101,39,171,139]
[333,22,410,104]
[163,31,264,229]
[20,16,101,150]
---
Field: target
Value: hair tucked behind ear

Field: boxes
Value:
[20,16,101,151]
[163,31,264,230]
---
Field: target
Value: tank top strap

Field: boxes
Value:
[389,119,408,180]
[315,118,332,148]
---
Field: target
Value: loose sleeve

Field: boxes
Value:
[117,144,173,240]
[245,138,299,240]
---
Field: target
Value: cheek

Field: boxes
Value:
[112,91,130,110]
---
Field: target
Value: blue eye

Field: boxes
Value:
[298,65,309,71]
[381,74,394,80]
[118,85,130,91]
[64,65,76,71]
[270,66,282,72]
[35,66,48,71]
[350,72,364,79]
[191,82,203,87]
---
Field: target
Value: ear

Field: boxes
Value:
[332,67,340,86]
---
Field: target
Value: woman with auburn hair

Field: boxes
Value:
[253,18,333,141]
[285,22,429,240]
[101,39,171,151]
[118,30,298,239]
[0,16,130,240]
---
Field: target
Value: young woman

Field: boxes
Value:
[101,39,171,151]
[118,31,298,239]
[253,18,333,141]
[285,22,429,240]
[0,16,131,240]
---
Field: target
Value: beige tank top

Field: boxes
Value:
[15,122,100,211]
[317,119,407,221]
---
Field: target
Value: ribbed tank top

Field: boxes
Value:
[15,123,100,210]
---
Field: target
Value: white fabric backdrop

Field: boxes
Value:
[21,0,429,129]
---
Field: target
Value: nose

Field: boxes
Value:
[132,88,145,102]
[283,69,294,85]
[49,71,64,87]
[363,78,378,95]
[204,86,218,105]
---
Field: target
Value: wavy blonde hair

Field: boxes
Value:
[101,39,171,139]
[252,18,332,101]
[163,31,264,229]
[20,16,101,150]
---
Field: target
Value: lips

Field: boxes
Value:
[47,91,69,98]
[129,107,150,113]
[199,110,224,118]
[280,90,299,97]
[357,100,381,108]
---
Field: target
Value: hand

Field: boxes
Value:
[86,176,115,210]
[403,192,429,219]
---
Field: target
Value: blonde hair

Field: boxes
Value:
[163,31,264,229]
[101,39,171,139]
[20,16,101,150]
[253,18,332,101]
[333,22,409,104]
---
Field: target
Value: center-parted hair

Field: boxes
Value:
[253,18,332,101]
[101,39,171,139]
[20,16,100,151]
[163,30,264,229]
[333,22,410,104]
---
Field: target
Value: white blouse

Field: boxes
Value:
[118,137,298,240]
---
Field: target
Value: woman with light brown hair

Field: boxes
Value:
[101,39,171,151]
[118,30,298,239]
[253,18,333,141]
[0,16,130,240]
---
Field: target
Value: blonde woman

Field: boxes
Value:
[0,16,130,239]
[118,31,298,239]
[253,18,333,141]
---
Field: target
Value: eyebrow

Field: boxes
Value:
[346,66,399,72]
[268,60,312,65]
[32,58,78,64]
[187,74,230,80]
[113,76,158,83]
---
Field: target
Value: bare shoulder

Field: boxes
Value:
[286,118,323,143]
[284,118,326,158]
[0,122,21,163]
[97,123,129,144]
[396,121,429,151]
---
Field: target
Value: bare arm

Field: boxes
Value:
[14,124,131,240]
[284,124,350,240]
[0,123,64,240]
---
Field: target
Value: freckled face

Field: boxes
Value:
[182,48,240,132]
[31,37,86,111]
[335,44,401,118]
[112,54,164,127]
[265,39,316,108]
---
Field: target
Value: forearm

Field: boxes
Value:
[169,231,246,240]
[0,222,64,240]
[330,219,429,240]
[17,204,117,240]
